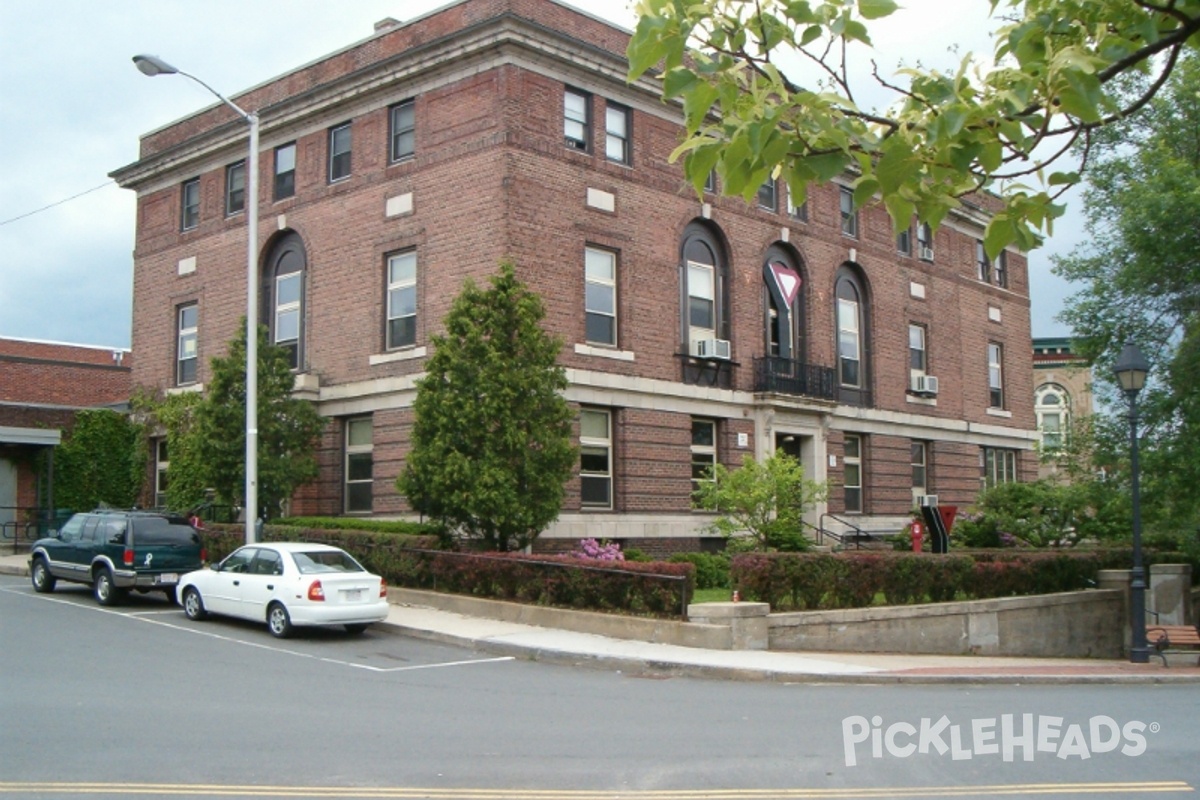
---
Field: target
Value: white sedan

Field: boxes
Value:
[177,542,389,638]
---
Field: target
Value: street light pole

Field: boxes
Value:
[134,55,259,543]
[1113,341,1150,664]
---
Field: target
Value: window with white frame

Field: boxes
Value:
[917,222,934,260]
[275,271,302,368]
[344,417,373,513]
[911,441,927,501]
[180,178,200,231]
[687,260,715,342]
[976,240,992,283]
[274,142,296,200]
[690,419,716,501]
[579,409,612,509]
[564,88,590,151]
[983,446,1018,487]
[897,224,912,256]
[681,225,727,361]
[584,247,617,346]
[176,303,198,386]
[328,122,352,182]
[1036,384,1070,450]
[390,100,415,162]
[837,292,861,387]
[909,323,927,375]
[154,439,169,507]
[844,434,863,513]
[994,250,1008,288]
[988,342,1004,408]
[265,233,305,370]
[757,178,778,212]
[386,251,417,349]
[225,160,245,216]
[787,186,808,221]
[605,103,629,163]
[839,186,858,237]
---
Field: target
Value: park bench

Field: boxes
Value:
[1146,624,1200,666]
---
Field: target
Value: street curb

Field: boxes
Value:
[0,563,27,578]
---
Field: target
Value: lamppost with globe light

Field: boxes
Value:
[1113,341,1150,664]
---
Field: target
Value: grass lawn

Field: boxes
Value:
[691,587,734,604]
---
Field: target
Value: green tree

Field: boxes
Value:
[693,451,827,551]
[398,262,576,552]
[1054,52,1200,531]
[132,389,209,512]
[53,409,144,512]
[192,323,326,520]
[627,0,1200,255]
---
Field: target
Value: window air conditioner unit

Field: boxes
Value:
[694,338,731,360]
[918,494,939,507]
[920,246,934,260]
[910,374,939,395]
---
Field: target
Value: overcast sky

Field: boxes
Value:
[0,0,1079,350]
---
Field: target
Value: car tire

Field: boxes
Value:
[93,567,124,606]
[182,587,207,621]
[267,602,293,639]
[31,558,56,593]
[344,623,369,635]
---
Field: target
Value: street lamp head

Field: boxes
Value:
[1113,341,1149,396]
[133,54,179,77]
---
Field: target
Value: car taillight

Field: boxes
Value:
[380,578,388,598]
[307,581,325,601]
[123,548,134,566]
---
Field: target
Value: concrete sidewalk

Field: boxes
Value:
[4,551,1198,684]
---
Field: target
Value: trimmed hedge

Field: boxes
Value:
[197,524,693,618]
[273,516,440,536]
[730,549,1195,611]
[669,552,731,589]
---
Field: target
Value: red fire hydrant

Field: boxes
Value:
[910,520,924,552]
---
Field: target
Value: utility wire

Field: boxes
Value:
[0,180,118,228]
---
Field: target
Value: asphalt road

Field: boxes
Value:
[1,573,1197,799]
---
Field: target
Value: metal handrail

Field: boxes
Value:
[818,512,874,550]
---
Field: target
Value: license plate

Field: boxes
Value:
[343,589,363,601]
[156,573,178,585]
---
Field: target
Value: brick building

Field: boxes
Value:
[110,0,1037,549]
[0,336,133,536]
[1032,337,1093,481]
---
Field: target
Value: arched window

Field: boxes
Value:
[834,266,870,405]
[263,232,307,370]
[762,245,805,361]
[1036,383,1070,449]
[680,222,729,354]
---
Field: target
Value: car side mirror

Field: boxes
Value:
[210,562,222,572]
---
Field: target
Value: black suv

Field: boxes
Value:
[28,510,205,605]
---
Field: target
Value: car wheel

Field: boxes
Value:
[93,568,124,606]
[182,587,207,621]
[266,602,293,639]
[31,558,56,593]
[344,623,369,635]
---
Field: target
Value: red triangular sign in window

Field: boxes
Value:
[770,262,802,307]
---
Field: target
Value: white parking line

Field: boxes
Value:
[3,585,516,673]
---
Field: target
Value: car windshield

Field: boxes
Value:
[132,517,200,546]
[290,550,365,574]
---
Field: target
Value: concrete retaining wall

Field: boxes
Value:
[390,587,732,649]
[767,590,1125,658]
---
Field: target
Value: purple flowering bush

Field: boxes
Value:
[571,537,625,561]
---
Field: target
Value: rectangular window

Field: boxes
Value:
[994,250,1008,288]
[843,434,863,513]
[704,170,717,194]
[687,262,716,337]
[344,417,373,513]
[840,186,858,237]
[386,251,417,350]
[897,225,912,256]
[837,298,860,387]
[176,303,198,385]
[180,178,200,231]
[605,103,629,163]
[564,89,590,151]
[274,143,296,200]
[584,247,617,346]
[988,342,1004,408]
[909,323,926,374]
[917,223,934,260]
[579,409,612,509]
[328,122,352,182]
[390,100,415,162]
[691,419,717,501]
[976,240,991,283]
[275,272,302,367]
[154,439,169,507]
[911,441,927,499]
[983,447,1018,487]
[225,160,245,216]
[757,178,778,212]
[1041,411,1063,449]
[787,186,808,221]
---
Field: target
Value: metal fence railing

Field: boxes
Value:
[0,507,73,555]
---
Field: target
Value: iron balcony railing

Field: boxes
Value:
[753,356,838,400]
